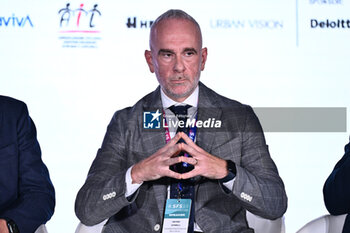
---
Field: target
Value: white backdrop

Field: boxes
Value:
[1,0,349,232]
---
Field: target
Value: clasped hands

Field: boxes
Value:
[131,132,228,184]
[0,219,9,233]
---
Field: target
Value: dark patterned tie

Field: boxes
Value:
[168,105,195,233]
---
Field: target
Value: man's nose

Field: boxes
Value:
[173,56,185,73]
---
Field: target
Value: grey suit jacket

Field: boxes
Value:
[75,82,287,233]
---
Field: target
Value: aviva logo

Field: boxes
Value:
[0,14,33,27]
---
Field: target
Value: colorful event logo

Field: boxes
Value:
[59,3,101,31]
[58,3,102,48]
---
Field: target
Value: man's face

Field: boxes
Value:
[145,18,207,102]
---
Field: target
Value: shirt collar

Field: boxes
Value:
[160,86,199,109]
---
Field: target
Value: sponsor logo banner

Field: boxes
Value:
[310,19,350,28]
[126,17,154,29]
[210,19,284,30]
[0,14,33,28]
[58,3,102,48]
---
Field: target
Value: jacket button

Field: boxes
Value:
[154,224,160,231]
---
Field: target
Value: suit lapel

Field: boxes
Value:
[196,82,222,153]
[141,86,166,154]
[0,102,3,138]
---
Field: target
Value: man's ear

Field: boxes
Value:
[144,50,155,73]
[200,47,208,71]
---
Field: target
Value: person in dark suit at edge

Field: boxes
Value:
[324,138,350,233]
[0,96,55,233]
[75,9,287,233]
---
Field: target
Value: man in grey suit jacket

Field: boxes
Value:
[75,9,287,233]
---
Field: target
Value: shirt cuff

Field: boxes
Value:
[125,166,143,198]
[223,177,235,191]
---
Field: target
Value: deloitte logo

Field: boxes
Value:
[311,19,350,29]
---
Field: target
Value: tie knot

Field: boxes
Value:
[169,105,191,117]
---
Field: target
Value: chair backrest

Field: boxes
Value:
[296,214,347,233]
[246,211,285,233]
[75,212,285,233]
